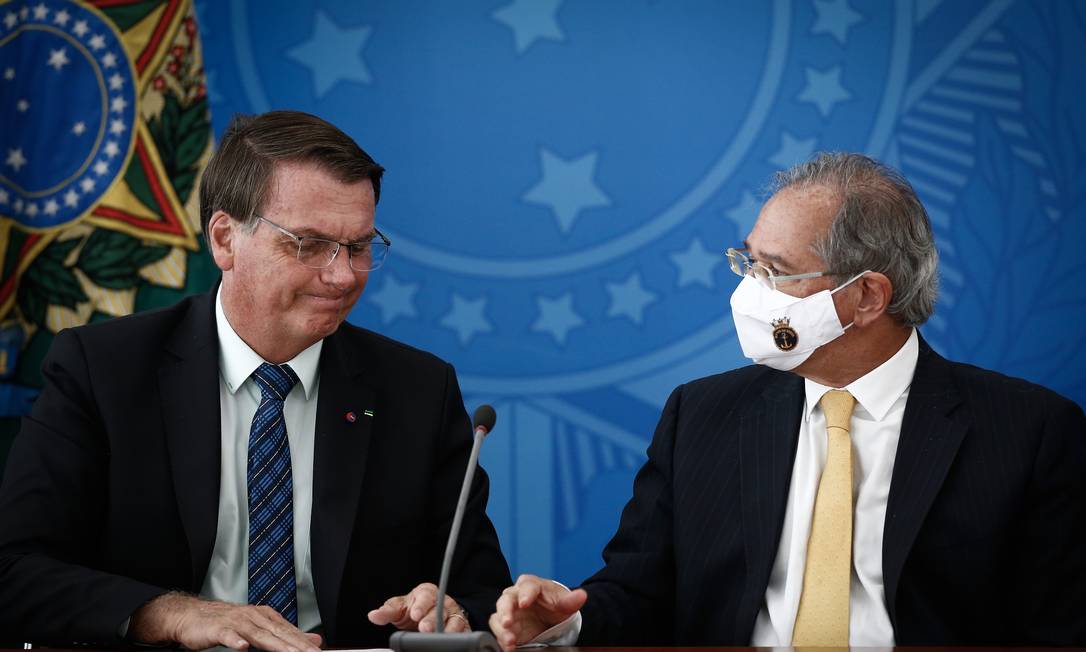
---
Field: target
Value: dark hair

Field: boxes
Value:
[198,110,385,239]
[771,152,939,327]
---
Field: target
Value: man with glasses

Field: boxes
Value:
[490,152,1085,647]
[0,111,511,650]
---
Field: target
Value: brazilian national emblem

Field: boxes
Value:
[0,0,214,422]
[771,317,798,352]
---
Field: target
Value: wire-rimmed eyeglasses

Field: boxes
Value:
[256,215,391,272]
[724,247,828,291]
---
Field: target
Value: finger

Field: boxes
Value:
[417,605,439,633]
[488,613,516,652]
[213,626,251,651]
[304,632,323,648]
[247,608,321,652]
[555,587,588,614]
[368,597,408,625]
[445,611,470,633]
[232,620,306,652]
[407,586,438,622]
[495,591,519,627]
[515,577,544,609]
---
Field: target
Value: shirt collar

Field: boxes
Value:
[215,287,322,400]
[804,328,919,422]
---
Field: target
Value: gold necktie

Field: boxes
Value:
[792,389,857,647]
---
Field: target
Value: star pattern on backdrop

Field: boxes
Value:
[441,293,493,346]
[797,65,851,117]
[725,189,763,239]
[811,0,863,45]
[669,237,723,289]
[523,148,611,234]
[492,0,565,54]
[769,131,817,169]
[287,10,373,98]
[367,273,419,325]
[532,292,584,345]
[605,272,657,324]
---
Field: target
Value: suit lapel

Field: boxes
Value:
[882,336,966,623]
[736,371,805,632]
[159,291,222,588]
[310,329,375,640]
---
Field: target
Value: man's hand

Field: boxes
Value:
[368,582,471,633]
[488,574,587,652]
[128,592,322,652]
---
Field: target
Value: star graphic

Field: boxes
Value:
[797,66,851,117]
[72,121,86,135]
[53,8,70,26]
[88,34,105,50]
[605,272,657,324]
[3,68,13,80]
[19,7,28,20]
[812,0,863,45]
[80,178,96,193]
[725,189,763,237]
[102,52,117,68]
[0,189,8,204]
[110,119,126,135]
[47,48,70,71]
[440,293,493,346]
[93,160,108,175]
[103,141,119,156]
[669,237,724,289]
[287,11,373,98]
[73,20,88,37]
[492,0,565,54]
[24,202,38,218]
[768,131,817,169]
[63,189,79,207]
[32,3,47,20]
[523,148,610,233]
[16,99,28,112]
[13,198,23,213]
[108,73,123,90]
[111,96,128,113]
[6,148,27,172]
[43,199,58,215]
[366,273,419,325]
[532,292,584,345]
[3,12,17,30]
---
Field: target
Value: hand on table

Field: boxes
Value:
[489,574,587,652]
[128,592,322,652]
[368,582,471,633]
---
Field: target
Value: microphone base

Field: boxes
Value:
[389,631,500,652]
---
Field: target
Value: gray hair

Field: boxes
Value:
[769,152,939,327]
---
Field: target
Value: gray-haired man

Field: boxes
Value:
[491,152,1086,648]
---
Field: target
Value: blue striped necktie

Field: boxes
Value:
[248,362,300,624]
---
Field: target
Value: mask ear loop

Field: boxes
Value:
[829,270,871,330]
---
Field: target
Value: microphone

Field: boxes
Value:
[390,405,500,652]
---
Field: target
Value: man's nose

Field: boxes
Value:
[321,245,358,289]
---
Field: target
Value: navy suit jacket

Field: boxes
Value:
[578,336,1086,645]
[0,290,511,646]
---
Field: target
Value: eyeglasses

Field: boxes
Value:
[725,247,829,290]
[256,215,391,272]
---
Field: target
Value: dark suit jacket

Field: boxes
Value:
[0,290,511,646]
[578,336,1086,646]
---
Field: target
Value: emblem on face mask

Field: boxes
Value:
[771,317,798,352]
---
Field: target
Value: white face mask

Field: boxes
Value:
[729,271,868,371]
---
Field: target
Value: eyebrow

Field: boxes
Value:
[293,227,377,243]
[741,240,795,272]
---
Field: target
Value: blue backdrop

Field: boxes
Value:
[193,0,1086,587]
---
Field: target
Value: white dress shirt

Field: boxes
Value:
[751,328,917,646]
[541,329,919,646]
[199,288,325,632]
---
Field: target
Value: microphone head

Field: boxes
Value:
[472,404,497,434]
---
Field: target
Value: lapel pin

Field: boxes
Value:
[345,411,357,423]
[363,409,375,417]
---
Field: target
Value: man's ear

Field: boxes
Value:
[853,272,893,327]
[207,211,236,271]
